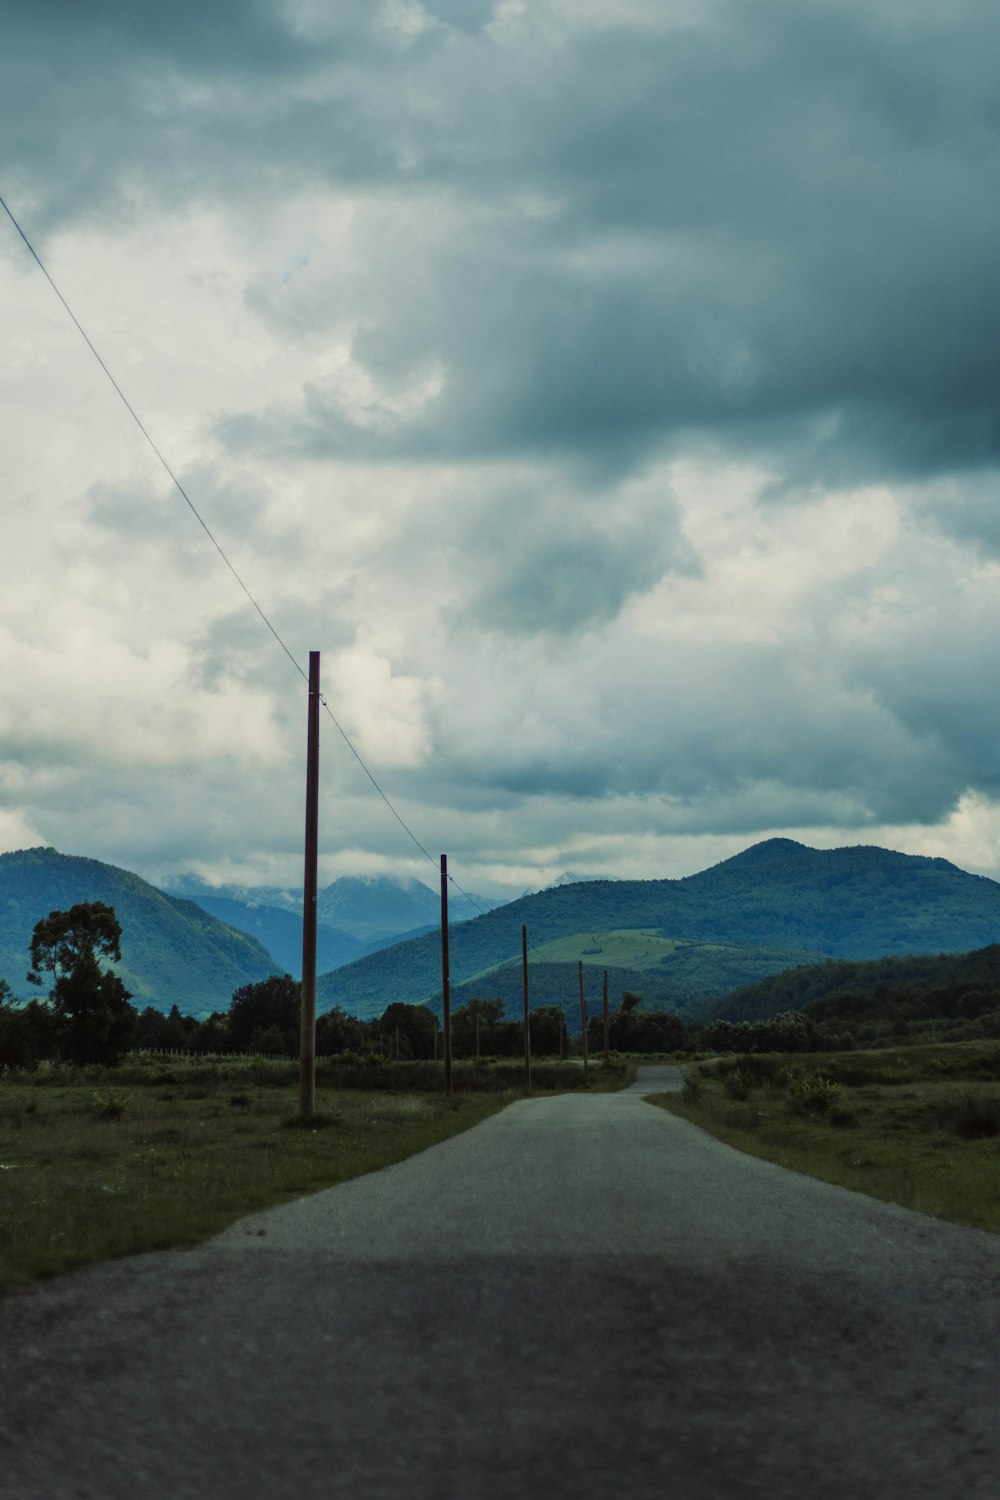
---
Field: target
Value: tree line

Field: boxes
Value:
[0,898,887,1071]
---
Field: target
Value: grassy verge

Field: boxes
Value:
[649,1040,1000,1234]
[0,1055,627,1292]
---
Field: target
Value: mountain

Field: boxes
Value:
[160,889,368,978]
[167,871,499,963]
[315,839,1000,1020]
[709,941,1000,1045]
[0,848,280,1014]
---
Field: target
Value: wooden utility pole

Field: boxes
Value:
[521,924,531,1090]
[440,854,453,1094]
[603,969,610,1067]
[578,960,589,1086]
[299,650,320,1119]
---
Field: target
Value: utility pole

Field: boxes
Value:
[440,854,452,1094]
[603,969,610,1067]
[299,650,320,1119]
[521,924,531,1090]
[578,960,589,1086]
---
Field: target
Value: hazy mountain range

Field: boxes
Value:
[315,839,1000,1020]
[163,872,500,978]
[3,840,1000,1023]
[0,848,278,1013]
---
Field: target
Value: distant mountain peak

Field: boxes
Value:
[0,846,278,1012]
[720,838,807,863]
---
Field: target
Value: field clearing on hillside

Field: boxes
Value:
[527,929,685,970]
[0,1055,626,1292]
[652,1040,1000,1233]
[459,928,822,997]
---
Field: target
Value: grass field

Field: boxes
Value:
[0,1054,627,1292]
[525,929,686,971]
[470,928,763,976]
[651,1040,1000,1233]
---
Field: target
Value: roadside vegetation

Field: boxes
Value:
[0,1052,629,1293]
[651,1040,1000,1233]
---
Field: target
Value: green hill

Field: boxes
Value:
[161,890,368,978]
[446,931,824,1024]
[316,838,1000,1019]
[0,848,281,1015]
[708,942,1000,1044]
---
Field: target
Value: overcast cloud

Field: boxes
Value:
[3,0,1000,901]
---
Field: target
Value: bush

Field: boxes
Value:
[681,1070,705,1105]
[786,1068,845,1117]
[937,1090,1000,1139]
[722,1066,755,1101]
[92,1089,129,1121]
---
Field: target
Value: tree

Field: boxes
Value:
[452,998,505,1058]
[28,901,136,1065]
[134,1003,191,1052]
[379,1002,438,1059]
[227,975,300,1054]
[527,1005,565,1057]
[0,993,58,1069]
[316,1005,367,1056]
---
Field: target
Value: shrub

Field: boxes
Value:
[681,1070,705,1105]
[722,1066,754,1101]
[786,1068,845,1117]
[92,1089,129,1121]
[937,1090,1000,1139]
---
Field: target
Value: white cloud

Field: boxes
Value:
[1,0,1000,901]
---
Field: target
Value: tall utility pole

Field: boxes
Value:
[299,651,320,1119]
[603,969,610,1067]
[578,960,589,1086]
[521,924,531,1090]
[440,854,453,1094]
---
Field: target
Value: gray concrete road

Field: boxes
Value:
[0,1066,997,1500]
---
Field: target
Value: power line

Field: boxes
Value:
[0,190,490,910]
[0,192,306,686]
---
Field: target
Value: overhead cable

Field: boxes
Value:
[0,191,489,913]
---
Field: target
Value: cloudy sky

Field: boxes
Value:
[3,0,1000,899]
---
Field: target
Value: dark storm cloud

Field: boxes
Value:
[7,0,1000,882]
[448,480,697,635]
[0,0,389,228]
[4,0,313,72]
[175,0,1000,488]
[908,474,1000,557]
[421,0,494,33]
[422,633,965,829]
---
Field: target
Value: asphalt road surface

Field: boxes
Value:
[1,1065,998,1500]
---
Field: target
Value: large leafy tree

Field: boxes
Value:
[28,901,136,1065]
[452,998,506,1058]
[227,974,300,1054]
[0,986,58,1069]
[379,1001,438,1060]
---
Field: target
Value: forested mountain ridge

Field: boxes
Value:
[165,871,498,975]
[710,942,1000,1036]
[160,889,368,979]
[316,838,1000,1018]
[0,848,280,1013]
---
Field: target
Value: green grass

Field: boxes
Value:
[0,1054,627,1292]
[521,930,686,972]
[650,1040,1000,1234]
[465,928,819,981]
